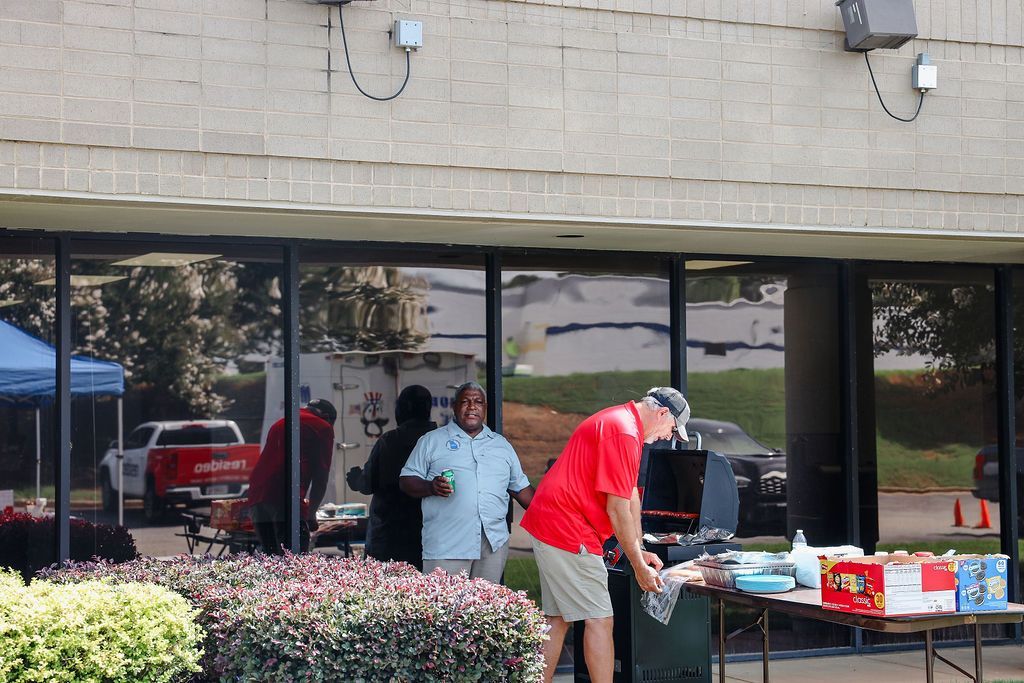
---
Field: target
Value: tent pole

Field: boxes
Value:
[35,407,41,501]
[117,397,124,527]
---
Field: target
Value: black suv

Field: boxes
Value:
[686,418,787,535]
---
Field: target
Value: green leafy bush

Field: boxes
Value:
[46,554,547,682]
[0,569,203,683]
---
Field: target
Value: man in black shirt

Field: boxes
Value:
[346,384,435,570]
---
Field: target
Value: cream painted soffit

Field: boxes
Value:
[1,190,1023,264]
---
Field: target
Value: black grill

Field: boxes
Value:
[575,449,741,683]
[640,666,706,681]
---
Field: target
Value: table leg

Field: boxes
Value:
[761,609,769,683]
[204,530,218,555]
[719,598,726,683]
[973,622,982,683]
[924,630,934,683]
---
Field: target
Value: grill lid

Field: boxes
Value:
[638,446,739,538]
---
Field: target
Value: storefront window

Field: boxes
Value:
[70,240,283,559]
[1013,269,1024,597]
[687,259,849,653]
[296,246,486,550]
[501,253,672,667]
[865,264,1002,645]
[9,230,1018,660]
[0,237,56,578]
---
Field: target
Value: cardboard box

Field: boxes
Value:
[820,555,956,617]
[210,498,253,532]
[953,555,1009,612]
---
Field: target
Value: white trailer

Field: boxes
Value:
[262,351,476,505]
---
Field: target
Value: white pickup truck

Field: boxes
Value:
[98,420,260,523]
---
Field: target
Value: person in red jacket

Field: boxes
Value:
[246,398,336,554]
[520,387,690,683]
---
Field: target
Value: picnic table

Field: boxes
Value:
[685,582,1024,683]
[177,510,367,557]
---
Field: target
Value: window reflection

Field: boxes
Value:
[501,255,671,669]
[687,260,848,654]
[864,265,1004,645]
[501,261,671,484]
[297,250,486,510]
[1013,270,1024,598]
[301,266,431,352]
[70,241,283,559]
[0,238,56,578]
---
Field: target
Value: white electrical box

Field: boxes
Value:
[911,53,937,91]
[913,65,937,90]
[394,20,423,49]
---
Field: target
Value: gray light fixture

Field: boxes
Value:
[836,0,918,52]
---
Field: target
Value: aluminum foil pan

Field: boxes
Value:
[694,558,797,589]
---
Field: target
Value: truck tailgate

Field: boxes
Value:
[148,445,260,497]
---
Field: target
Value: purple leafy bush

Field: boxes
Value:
[0,510,138,582]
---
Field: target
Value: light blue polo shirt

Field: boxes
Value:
[401,421,530,561]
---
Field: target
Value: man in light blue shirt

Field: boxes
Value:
[400,381,534,583]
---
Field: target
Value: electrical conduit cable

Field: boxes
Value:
[864,50,924,123]
[338,4,411,102]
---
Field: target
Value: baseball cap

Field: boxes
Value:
[305,398,337,426]
[646,387,690,442]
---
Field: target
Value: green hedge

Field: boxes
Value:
[0,570,202,683]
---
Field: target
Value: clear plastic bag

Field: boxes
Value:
[689,524,735,543]
[699,550,790,565]
[641,566,693,625]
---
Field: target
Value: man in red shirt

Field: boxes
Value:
[247,398,336,554]
[520,387,690,683]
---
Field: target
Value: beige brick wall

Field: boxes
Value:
[0,0,1022,235]
[5,139,1018,231]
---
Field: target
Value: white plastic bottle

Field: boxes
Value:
[792,529,807,551]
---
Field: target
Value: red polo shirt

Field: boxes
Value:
[520,402,644,555]
[246,409,334,516]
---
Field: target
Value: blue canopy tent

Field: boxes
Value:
[0,321,125,520]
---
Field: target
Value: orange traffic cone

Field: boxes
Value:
[953,499,965,527]
[975,500,993,529]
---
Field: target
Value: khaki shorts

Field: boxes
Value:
[423,528,509,584]
[531,535,613,622]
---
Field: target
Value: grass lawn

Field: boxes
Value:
[875,438,977,489]
[504,370,672,418]
[12,484,99,505]
[504,556,542,605]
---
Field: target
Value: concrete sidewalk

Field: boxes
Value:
[555,643,1024,682]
